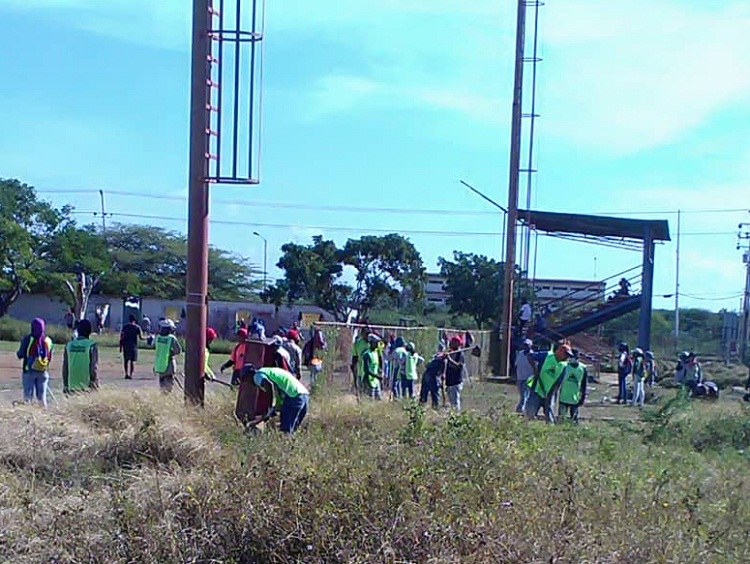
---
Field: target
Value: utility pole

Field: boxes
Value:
[674,210,681,350]
[738,223,750,365]
[499,0,526,377]
[185,0,212,407]
[253,231,268,293]
[98,189,107,236]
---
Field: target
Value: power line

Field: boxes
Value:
[37,188,750,219]
[69,210,504,237]
[68,209,741,239]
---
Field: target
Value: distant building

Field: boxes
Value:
[532,278,606,305]
[424,273,450,306]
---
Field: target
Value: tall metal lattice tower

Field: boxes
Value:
[519,0,543,278]
[185,0,265,405]
[500,0,544,377]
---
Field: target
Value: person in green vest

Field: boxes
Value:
[62,319,99,394]
[525,343,573,423]
[558,349,587,422]
[153,319,182,392]
[350,326,372,393]
[204,326,217,381]
[402,342,424,399]
[248,365,310,433]
[362,334,383,400]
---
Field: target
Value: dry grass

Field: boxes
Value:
[0,386,750,563]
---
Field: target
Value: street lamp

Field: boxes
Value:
[459,179,508,262]
[253,231,268,293]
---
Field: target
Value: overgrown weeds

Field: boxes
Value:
[1,389,750,563]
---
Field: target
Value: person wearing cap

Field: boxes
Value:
[616,342,632,404]
[674,351,689,386]
[402,342,424,399]
[444,335,465,411]
[153,319,182,392]
[351,326,372,394]
[363,334,384,400]
[514,339,537,414]
[684,352,702,387]
[644,351,657,388]
[283,329,304,381]
[631,348,646,407]
[389,336,407,399]
[270,335,292,372]
[558,349,587,421]
[62,319,99,394]
[248,366,309,433]
[525,343,572,423]
[221,328,249,386]
[204,327,218,382]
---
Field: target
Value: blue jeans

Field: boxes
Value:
[617,375,628,404]
[524,390,556,424]
[447,383,463,411]
[401,378,414,398]
[280,393,309,433]
[516,379,529,413]
[22,370,49,408]
[392,374,401,399]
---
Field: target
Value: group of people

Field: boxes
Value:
[16,317,100,408]
[515,340,588,423]
[616,342,658,406]
[350,326,468,411]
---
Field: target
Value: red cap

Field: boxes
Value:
[286,329,300,342]
[206,327,218,341]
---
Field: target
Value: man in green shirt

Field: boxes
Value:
[525,343,573,424]
[558,349,587,422]
[250,366,310,433]
[153,319,182,392]
[62,319,99,393]
[362,334,383,400]
[351,326,372,393]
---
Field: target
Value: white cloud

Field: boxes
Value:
[542,1,750,154]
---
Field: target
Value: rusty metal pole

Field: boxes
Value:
[185,0,211,406]
[499,0,526,378]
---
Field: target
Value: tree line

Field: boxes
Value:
[0,179,260,316]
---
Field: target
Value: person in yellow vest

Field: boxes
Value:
[204,326,217,381]
[402,342,424,399]
[525,343,573,423]
[248,365,310,433]
[16,317,54,407]
[153,319,182,392]
[362,334,383,400]
[558,349,587,422]
[351,326,372,393]
[62,319,99,394]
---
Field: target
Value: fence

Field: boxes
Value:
[313,322,493,390]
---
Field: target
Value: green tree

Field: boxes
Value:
[438,251,504,329]
[100,224,260,301]
[276,236,351,320]
[34,223,113,318]
[0,179,70,316]
[340,234,425,320]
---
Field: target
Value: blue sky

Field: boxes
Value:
[1,0,749,312]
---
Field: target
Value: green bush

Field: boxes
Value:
[3,391,750,562]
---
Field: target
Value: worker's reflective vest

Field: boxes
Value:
[154,334,176,373]
[66,338,93,391]
[363,349,381,388]
[559,362,586,405]
[528,352,566,399]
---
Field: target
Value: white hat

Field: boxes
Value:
[159,319,175,329]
